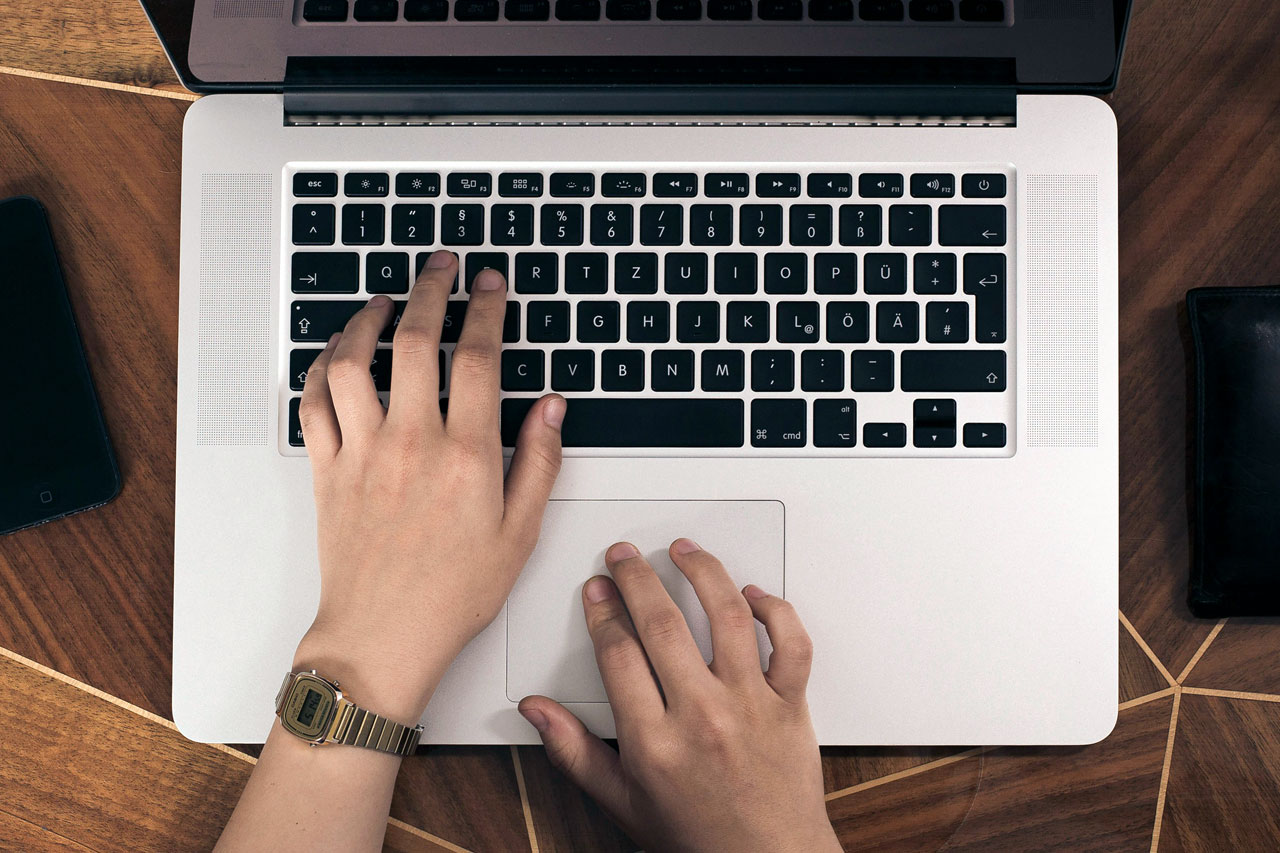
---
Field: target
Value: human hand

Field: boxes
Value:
[293,250,565,722]
[518,540,840,853]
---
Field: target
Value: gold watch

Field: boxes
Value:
[274,670,423,756]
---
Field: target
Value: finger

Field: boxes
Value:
[580,575,664,724]
[327,295,394,439]
[605,543,710,693]
[445,267,508,442]
[502,394,565,551]
[389,250,455,427]
[743,585,814,702]
[298,333,342,460]
[668,539,761,683]
[517,696,634,829]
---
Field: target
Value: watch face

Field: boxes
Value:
[280,674,337,741]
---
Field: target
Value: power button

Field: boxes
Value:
[962,173,1006,198]
[37,488,54,504]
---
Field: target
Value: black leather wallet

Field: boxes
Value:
[1188,286,1280,617]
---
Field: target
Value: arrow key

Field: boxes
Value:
[913,427,956,448]
[963,423,1006,448]
[863,422,907,448]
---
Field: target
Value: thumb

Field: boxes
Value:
[518,695,631,825]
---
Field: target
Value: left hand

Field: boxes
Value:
[292,250,565,722]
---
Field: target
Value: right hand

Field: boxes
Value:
[518,539,841,853]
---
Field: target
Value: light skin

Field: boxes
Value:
[215,250,840,852]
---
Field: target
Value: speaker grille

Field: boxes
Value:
[212,0,285,17]
[1024,175,1099,448]
[196,174,272,446]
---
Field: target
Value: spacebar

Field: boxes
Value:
[501,398,745,448]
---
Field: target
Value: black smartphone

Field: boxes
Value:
[0,196,120,535]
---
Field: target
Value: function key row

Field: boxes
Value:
[293,171,1008,200]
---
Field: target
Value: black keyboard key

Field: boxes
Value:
[657,0,701,17]
[961,173,1006,198]
[515,252,558,293]
[958,0,1002,19]
[678,302,720,343]
[714,253,758,294]
[839,204,882,246]
[354,0,398,19]
[963,422,1007,447]
[913,397,955,426]
[925,301,969,343]
[640,204,683,246]
[751,350,794,392]
[499,172,544,197]
[288,397,306,446]
[293,204,336,245]
[814,253,856,294]
[758,0,802,18]
[963,253,1007,343]
[439,204,483,245]
[914,427,956,448]
[502,350,544,390]
[441,301,466,342]
[708,0,752,16]
[578,301,621,343]
[851,350,893,391]
[911,173,955,198]
[345,172,389,197]
[727,301,769,343]
[808,173,852,198]
[464,252,509,291]
[550,172,595,196]
[527,301,571,343]
[391,204,434,245]
[341,204,385,245]
[294,173,338,197]
[396,172,440,196]
[876,301,919,343]
[665,253,709,294]
[751,400,805,447]
[565,253,608,293]
[809,0,853,18]
[756,173,801,197]
[555,0,600,15]
[606,0,650,16]
[290,349,325,392]
[405,0,448,16]
[654,173,698,198]
[914,252,956,294]
[764,253,806,294]
[551,350,595,391]
[777,301,819,343]
[490,204,534,245]
[909,0,952,19]
[864,422,906,447]
[504,303,521,343]
[859,173,904,198]
[702,350,744,391]
[790,205,832,246]
[627,302,670,343]
[615,252,659,294]
[456,0,500,17]
[858,0,902,19]
[826,301,870,343]
[602,173,646,197]
[447,172,492,196]
[541,204,585,245]
[705,173,749,198]
[501,398,744,447]
[888,204,932,246]
[740,205,783,246]
[591,204,634,245]
[864,253,907,294]
[801,350,843,391]
[813,399,857,447]
[690,205,733,246]
[506,0,550,17]
[367,252,410,294]
[900,350,1006,391]
[416,254,459,289]
[303,0,349,20]
[651,350,695,391]
[601,350,644,390]
[292,252,359,293]
[291,300,405,343]
[938,205,1006,246]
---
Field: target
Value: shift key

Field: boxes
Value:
[901,350,1007,392]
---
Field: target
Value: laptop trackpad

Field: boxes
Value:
[506,500,785,703]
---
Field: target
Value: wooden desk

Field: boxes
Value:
[1,2,1278,849]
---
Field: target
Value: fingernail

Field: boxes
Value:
[427,250,454,269]
[519,707,549,734]
[368,294,391,307]
[542,396,566,428]
[607,542,639,562]
[672,538,701,555]
[585,576,616,602]
[743,584,769,600]
[473,269,506,291]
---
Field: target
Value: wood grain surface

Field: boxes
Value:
[1,0,1279,849]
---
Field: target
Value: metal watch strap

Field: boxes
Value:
[329,701,423,756]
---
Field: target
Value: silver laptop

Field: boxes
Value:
[149,0,1127,745]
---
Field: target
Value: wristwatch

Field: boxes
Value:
[274,670,423,756]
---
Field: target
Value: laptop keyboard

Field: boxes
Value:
[284,164,1013,455]
[299,0,1007,24]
